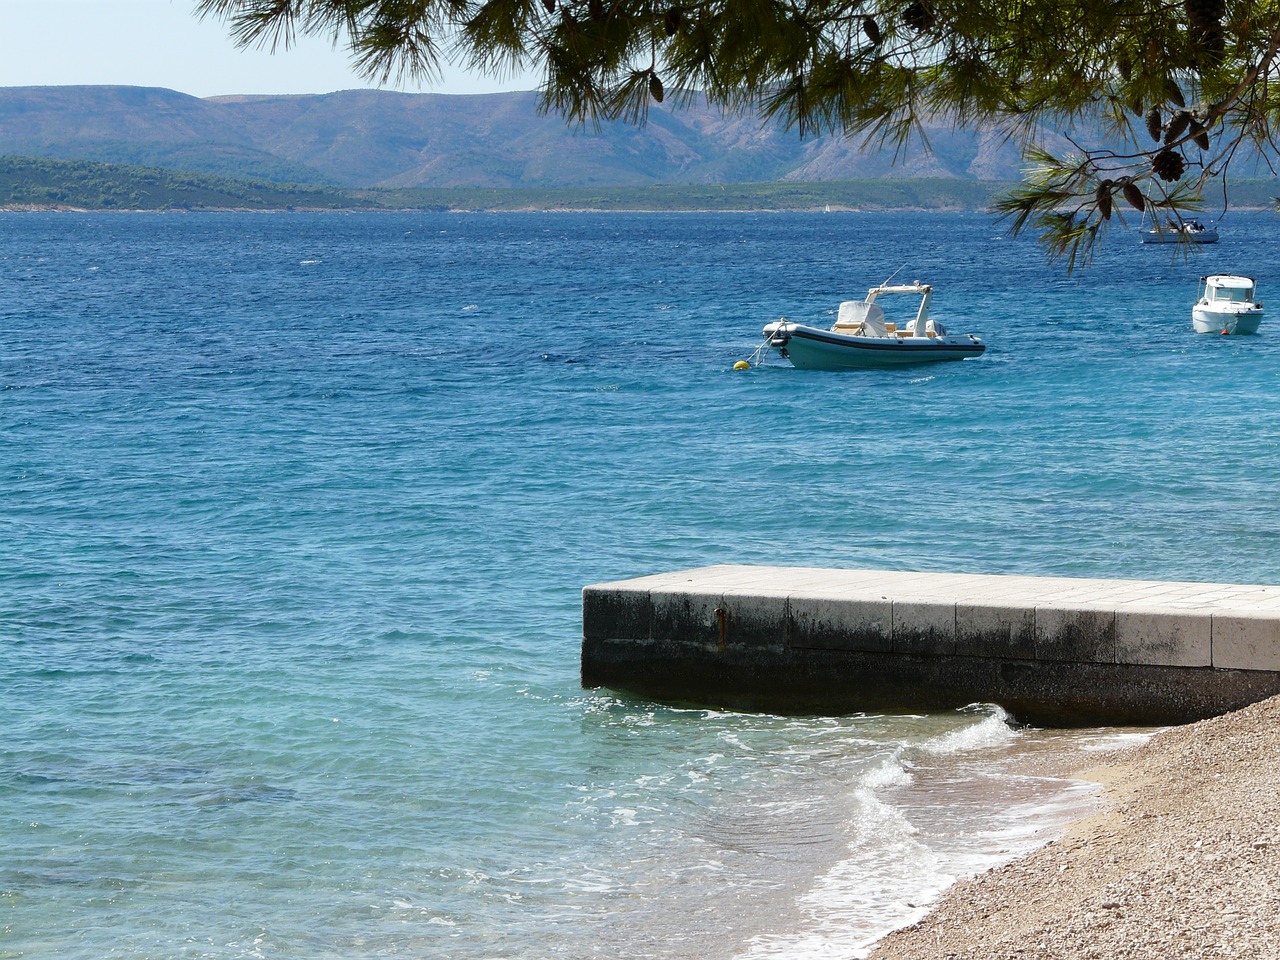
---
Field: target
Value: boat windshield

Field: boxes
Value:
[1213,285,1253,302]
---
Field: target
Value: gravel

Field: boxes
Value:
[867,694,1280,960]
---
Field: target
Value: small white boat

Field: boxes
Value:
[1140,218,1219,244]
[1192,275,1263,335]
[760,281,985,369]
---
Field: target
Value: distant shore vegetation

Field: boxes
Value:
[0,156,372,212]
[366,179,1009,212]
[1,155,1275,215]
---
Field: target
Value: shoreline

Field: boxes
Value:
[867,694,1280,959]
[0,204,991,214]
[4,204,1277,215]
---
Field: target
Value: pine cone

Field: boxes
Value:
[1184,0,1226,30]
[1145,108,1162,142]
[1190,119,1210,150]
[1122,182,1146,211]
[1095,182,1113,221]
[863,16,882,44]
[1184,0,1226,63]
[542,0,555,12]
[902,1,935,32]
[1197,27,1226,60]
[649,72,665,103]
[1152,149,1186,182]
[1165,111,1192,145]
[588,0,604,20]
[664,6,682,36]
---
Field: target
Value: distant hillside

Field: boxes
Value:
[1,154,1274,213]
[0,84,1055,189]
[0,156,372,210]
[364,178,1014,211]
[0,154,1018,211]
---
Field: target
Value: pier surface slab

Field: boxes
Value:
[582,565,1280,726]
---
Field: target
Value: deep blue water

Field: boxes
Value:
[3,209,1279,959]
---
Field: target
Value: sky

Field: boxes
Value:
[0,0,535,98]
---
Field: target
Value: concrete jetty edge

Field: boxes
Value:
[581,565,1280,726]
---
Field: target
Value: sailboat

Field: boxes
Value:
[1139,215,1219,244]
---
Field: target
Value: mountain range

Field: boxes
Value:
[0,84,1052,189]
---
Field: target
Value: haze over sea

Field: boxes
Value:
[5,209,1280,959]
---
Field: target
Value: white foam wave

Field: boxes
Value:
[935,781,1101,878]
[733,777,949,960]
[1076,730,1157,752]
[609,806,641,826]
[860,754,913,791]
[916,704,1018,756]
[730,708,1069,960]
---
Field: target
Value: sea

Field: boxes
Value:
[4,208,1280,960]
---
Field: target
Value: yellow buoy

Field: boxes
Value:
[733,360,751,370]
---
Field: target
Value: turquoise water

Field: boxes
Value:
[3,210,1279,959]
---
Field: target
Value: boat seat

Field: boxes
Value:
[833,311,864,331]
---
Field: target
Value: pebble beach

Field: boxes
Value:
[868,694,1280,960]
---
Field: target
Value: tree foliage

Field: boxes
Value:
[198,0,1280,265]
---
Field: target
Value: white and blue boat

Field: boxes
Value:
[761,281,985,369]
[1140,218,1219,244]
[1192,274,1263,335]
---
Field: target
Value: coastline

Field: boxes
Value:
[867,694,1280,959]
[4,205,1278,214]
[0,204,986,214]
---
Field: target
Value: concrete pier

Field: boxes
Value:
[581,565,1280,726]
